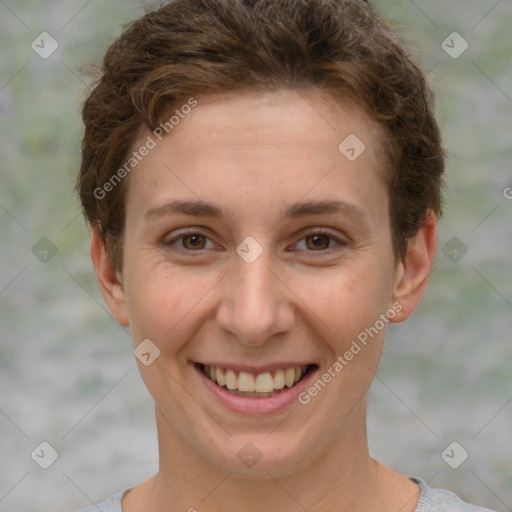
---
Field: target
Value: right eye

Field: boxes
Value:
[164,229,218,252]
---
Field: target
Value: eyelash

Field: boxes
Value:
[164,229,347,255]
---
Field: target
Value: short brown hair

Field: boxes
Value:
[77,0,444,270]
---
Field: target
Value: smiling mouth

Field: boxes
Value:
[197,363,315,398]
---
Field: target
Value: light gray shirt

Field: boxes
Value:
[74,476,497,511]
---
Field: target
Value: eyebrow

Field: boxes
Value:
[144,199,370,225]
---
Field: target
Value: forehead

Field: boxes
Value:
[157,88,382,158]
[124,88,388,223]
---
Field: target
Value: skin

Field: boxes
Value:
[91,88,437,512]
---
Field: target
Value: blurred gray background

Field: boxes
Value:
[0,1,511,511]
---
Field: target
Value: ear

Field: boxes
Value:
[90,228,130,327]
[389,210,437,323]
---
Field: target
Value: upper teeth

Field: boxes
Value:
[203,365,308,392]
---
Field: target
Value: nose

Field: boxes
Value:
[215,248,295,347]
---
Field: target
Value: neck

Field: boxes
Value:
[124,402,420,512]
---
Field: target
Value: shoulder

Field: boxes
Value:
[73,490,128,512]
[412,477,497,512]
[71,480,497,512]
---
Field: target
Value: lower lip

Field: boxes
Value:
[194,364,318,415]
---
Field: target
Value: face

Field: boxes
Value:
[93,88,433,478]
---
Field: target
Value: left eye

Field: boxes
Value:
[292,231,346,253]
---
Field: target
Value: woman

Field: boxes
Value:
[75,0,497,510]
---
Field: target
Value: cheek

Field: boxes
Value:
[124,262,221,349]
[291,261,391,339]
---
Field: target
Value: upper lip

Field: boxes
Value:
[194,361,317,373]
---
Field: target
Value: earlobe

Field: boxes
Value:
[389,210,437,323]
[90,228,130,326]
